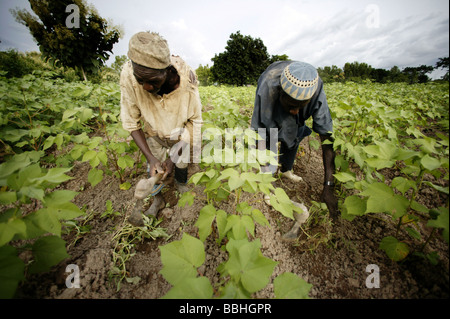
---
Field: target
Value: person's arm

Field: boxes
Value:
[319,134,338,219]
[120,63,164,177]
[165,84,203,179]
[131,129,163,177]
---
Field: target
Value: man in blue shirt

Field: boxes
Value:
[251,61,338,220]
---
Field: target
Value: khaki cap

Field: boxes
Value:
[127,32,171,69]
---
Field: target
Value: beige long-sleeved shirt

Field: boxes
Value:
[120,55,202,145]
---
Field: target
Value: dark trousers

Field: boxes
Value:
[277,125,312,172]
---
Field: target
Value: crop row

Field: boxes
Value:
[0,71,448,298]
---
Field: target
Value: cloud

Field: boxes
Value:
[268,5,449,71]
[1,0,448,74]
[117,1,448,75]
[171,19,187,31]
[116,15,212,69]
[369,13,449,68]
[270,8,367,66]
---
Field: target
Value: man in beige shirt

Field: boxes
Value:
[120,31,202,225]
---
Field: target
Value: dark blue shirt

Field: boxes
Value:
[251,61,333,149]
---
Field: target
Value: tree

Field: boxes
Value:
[343,61,374,82]
[388,66,407,83]
[371,68,390,83]
[402,65,433,84]
[11,0,120,81]
[196,64,212,86]
[318,65,344,83]
[269,54,289,64]
[435,57,449,81]
[110,54,128,73]
[211,31,271,86]
[0,49,37,78]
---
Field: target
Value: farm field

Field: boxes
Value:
[0,71,448,300]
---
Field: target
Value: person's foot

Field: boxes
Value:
[144,194,165,218]
[175,181,190,194]
[280,170,303,182]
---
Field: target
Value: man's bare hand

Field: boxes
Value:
[161,158,174,180]
[149,157,164,178]
[321,185,338,220]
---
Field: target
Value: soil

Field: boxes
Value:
[16,136,449,300]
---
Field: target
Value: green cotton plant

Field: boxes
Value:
[0,151,84,298]
[189,167,304,243]
[25,77,138,190]
[0,73,100,157]
[159,233,210,298]
[189,125,304,234]
[329,81,449,262]
[59,83,139,190]
[158,91,312,299]
[68,127,138,189]
[199,86,252,130]
[337,136,448,261]
[159,232,311,299]
[0,75,65,153]
[0,74,96,298]
[0,73,133,298]
[179,163,308,298]
[217,238,278,298]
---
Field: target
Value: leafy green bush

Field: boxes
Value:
[0,49,38,78]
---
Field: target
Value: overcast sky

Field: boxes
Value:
[1,0,449,78]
